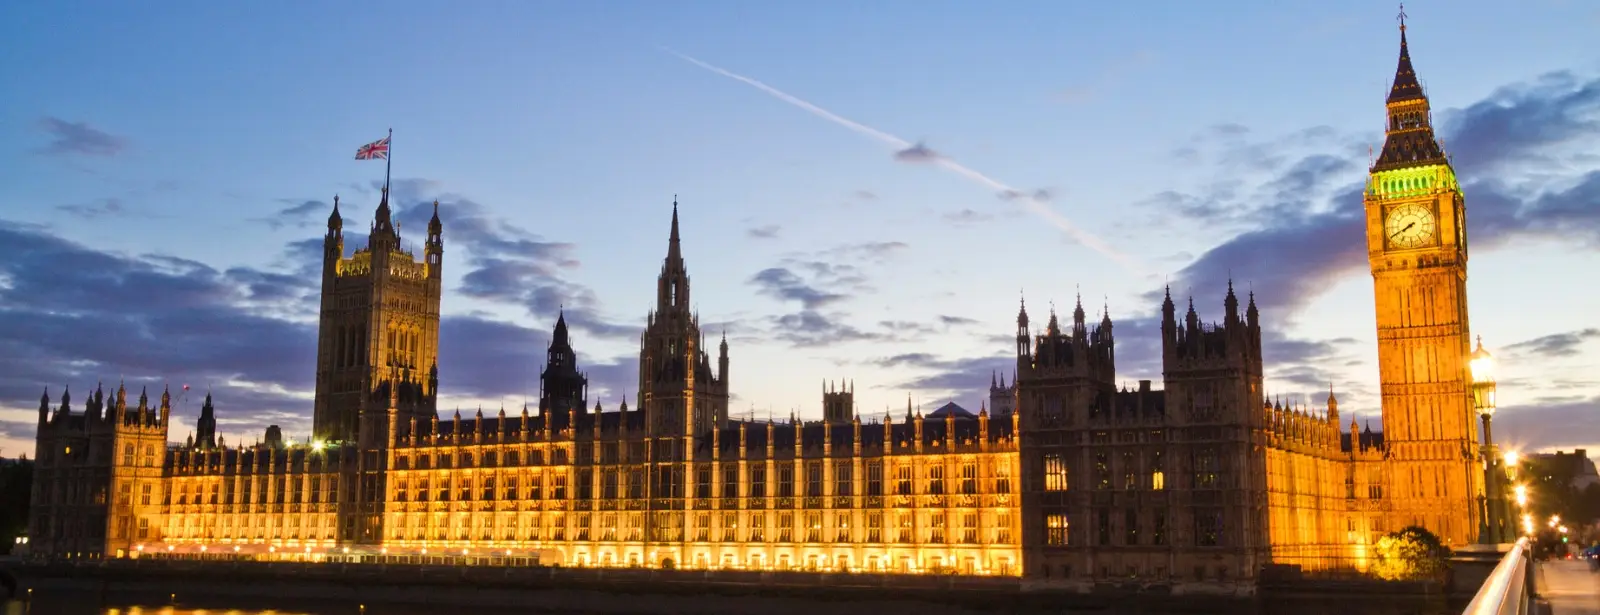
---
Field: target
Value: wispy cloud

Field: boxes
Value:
[55,198,128,220]
[746,224,781,239]
[664,48,1143,275]
[35,117,128,157]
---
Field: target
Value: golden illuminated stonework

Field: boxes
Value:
[26,17,1483,594]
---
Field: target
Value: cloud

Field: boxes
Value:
[884,353,1017,406]
[999,188,1053,203]
[943,209,994,225]
[1149,70,1600,321]
[55,198,128,220]
[746,224,781,240]
[369,180,637,341]
[894,142,941,163]
[853,190,878,200]
[744,242,911,347]
[1497,395,1600,455]
[0,180,654,450]
[35,117,128,157]
[938,315,979,327]
[256,199,332,230]
[823,241,908,264]
[0,220,318,445]
[749,267,847,310]
[0,419,36,443]
[1506,328,1600,358]
[665,49,1142,274]
[435,315,636,407]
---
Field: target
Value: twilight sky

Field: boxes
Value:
[1,1,1597,459]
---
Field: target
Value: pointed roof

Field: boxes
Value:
[926,402,975,420]
[328,195,342,230]
[552,307,570,347]
[1387,25,1425,104]
[666,196,682,264]
[1373,19,1447,172]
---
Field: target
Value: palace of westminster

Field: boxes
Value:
[27,23,1494,591]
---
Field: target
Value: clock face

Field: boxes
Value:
[1385,203,1437,249]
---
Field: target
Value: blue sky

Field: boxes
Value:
[1,1,1597,458]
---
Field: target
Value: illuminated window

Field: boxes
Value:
[1094,453,1111,490]
[1044,454,1068,491]
[1152,471,1166,490]
[1045,513,1068,546]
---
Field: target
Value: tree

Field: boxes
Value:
[0,458,33,555]
[1373,525,1449,581]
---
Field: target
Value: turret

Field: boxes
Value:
[1016,297,1031,359]
[1072,293,1086,339]
[718,330,729,385]
[325,196,344,275]
[159,385,171,426]
[425,200,443,275]
[37,388,49,425]
[1224,280,1239,324]
[370,186,397,253]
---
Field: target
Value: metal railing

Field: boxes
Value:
[1462,537,1535,615]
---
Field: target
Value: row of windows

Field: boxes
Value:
[1042,508,1222,548]
[390,462,1015,503]
[383,510,1014,545]
[1040,449,1220,492]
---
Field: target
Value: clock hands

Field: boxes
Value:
[1391,221,1416,239]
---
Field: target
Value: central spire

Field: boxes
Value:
[657,196,690,313]
[667,195,682,263]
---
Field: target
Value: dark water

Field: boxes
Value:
[2,595,494,615]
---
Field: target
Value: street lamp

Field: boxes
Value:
[1470,337,1502,544]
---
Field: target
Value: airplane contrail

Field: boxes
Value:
[664,47,1143,274]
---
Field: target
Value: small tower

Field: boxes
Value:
[822,379,854,424]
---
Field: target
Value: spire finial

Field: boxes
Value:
[1397,2,1407,31]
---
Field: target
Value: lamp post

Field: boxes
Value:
[1470,337,1501,544]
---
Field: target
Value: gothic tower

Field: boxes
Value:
[312,190,444,442]
[539,309,589,431]
[1364,18,1479,545]
[638,199,731,440]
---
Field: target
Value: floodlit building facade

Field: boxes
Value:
[28,22,1488,591]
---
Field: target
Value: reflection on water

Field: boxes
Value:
[3,598,322,615]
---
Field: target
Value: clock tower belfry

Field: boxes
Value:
[1364,17,1480,546]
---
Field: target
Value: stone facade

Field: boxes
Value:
[26,21,1488,592]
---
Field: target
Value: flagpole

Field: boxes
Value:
[385,127,393,195]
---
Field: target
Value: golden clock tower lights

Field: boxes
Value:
[1362,14,1481,546]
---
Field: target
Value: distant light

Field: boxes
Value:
[1504,451,1520,467]
[311,440,325,451]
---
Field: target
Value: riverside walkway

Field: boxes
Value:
[1539,560,1600,615]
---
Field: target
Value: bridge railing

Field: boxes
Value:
[1462,537,1535,615]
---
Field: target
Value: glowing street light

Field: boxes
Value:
[1514,484,1528,507]
[1470,337,1505,544]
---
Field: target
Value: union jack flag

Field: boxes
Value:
[355,136,390,160]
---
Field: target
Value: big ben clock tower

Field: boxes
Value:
[1364,17,1480,545]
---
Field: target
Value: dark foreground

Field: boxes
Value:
[3,559,1465,615]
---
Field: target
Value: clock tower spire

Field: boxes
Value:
[1363,13,1480,546]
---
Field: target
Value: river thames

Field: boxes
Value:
[2,595,514,615]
